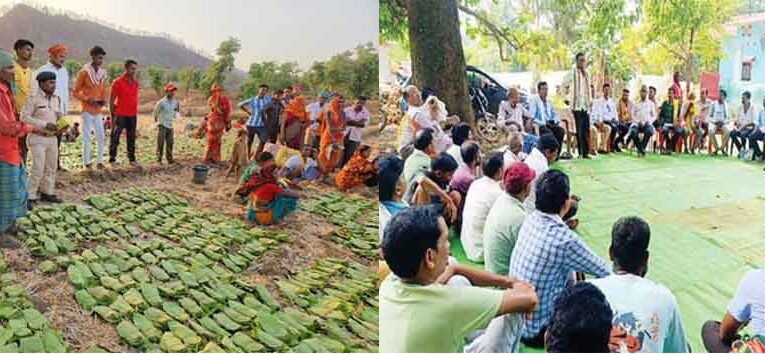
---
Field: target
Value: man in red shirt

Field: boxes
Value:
[108,59,139,166]
[0,50,42,234]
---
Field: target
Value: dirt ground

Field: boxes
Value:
[3,93,382,352]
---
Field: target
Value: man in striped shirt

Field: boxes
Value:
[238,84,271,158]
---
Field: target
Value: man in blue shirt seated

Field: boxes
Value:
[529,81,565,159]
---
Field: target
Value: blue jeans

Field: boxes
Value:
[629,124,654,154]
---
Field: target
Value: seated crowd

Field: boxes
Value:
[378,83,764,353]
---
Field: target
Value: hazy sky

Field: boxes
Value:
[2,0,379,69]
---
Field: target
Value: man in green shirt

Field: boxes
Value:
[380,205,538,353]
[483,162,536,277]
[658,87,679,155]
[403,128,435,184]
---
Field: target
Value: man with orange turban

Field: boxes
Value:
[32,43,69,171]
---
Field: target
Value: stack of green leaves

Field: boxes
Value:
[0,273,68,352]
[14,204,139,273]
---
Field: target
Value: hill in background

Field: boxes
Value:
[0,4,213,70]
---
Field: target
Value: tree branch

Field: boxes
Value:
[656,40,686,61]
[457,4,520,51]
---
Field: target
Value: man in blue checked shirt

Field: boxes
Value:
[509,169,610,349]
[529,81,565,157]
[238,84,272,158]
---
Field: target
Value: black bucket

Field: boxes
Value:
[192,165,210,184]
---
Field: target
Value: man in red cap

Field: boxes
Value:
[467,161,537,352]
[483,161,536,277]
[153,82,180,164]
[33,43,68,171]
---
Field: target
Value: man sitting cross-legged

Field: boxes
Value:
[498,132,525,168]
[379,205,538,353]
[702,266,765,352]
[590,216,689,353]
[405,152,461,226]
[510,169,611,348]
[461,153,505,263]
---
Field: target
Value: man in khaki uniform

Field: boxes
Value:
[21,71,63,208]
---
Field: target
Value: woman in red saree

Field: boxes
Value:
[280,95,308,150]
[203,84,231,164]
[318,96,345,174]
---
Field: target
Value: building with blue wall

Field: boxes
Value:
[719,13,765,105]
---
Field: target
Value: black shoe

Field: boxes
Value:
[40,194,62,203]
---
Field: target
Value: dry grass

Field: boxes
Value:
[5,89,381,352]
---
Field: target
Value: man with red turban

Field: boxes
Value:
[32,43,68,171]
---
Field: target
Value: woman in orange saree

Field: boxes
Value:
[317,96,345,174]
[204,84,231,164]
[280,96,308,150]
[335,145,378,191]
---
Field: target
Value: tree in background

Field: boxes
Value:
[239,43,378,99]
[147,65,167,95]
[106,62,124,84]
[303,61,327,94]
[239,61,300,98]
[177,66,202,98]
[165,69,179,85]
[63,59,82,85]
[643,0,737,93]
[349,43,378,98]
[381,0,475,126]
[577,0,637,90]
[201,37,241,94]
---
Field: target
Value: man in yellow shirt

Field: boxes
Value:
[13,39,34,165]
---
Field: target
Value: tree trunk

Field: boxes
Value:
[407,0,476,127]
[685,28,695,95]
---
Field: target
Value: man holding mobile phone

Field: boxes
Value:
[72,46,108,170]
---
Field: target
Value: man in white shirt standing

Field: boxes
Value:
[589,83,617,153]
[305,91,329,149]
[630,85,656,157]
[590,216,689,353]
[730,91,757,159]
[568,52,593,159]
[709,89,732,156]
[461,153,505,263]
[523,134,559,211]
[749,96,765,161]
[32,44,69,172]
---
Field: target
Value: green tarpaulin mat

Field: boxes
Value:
[449,153,765,353]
